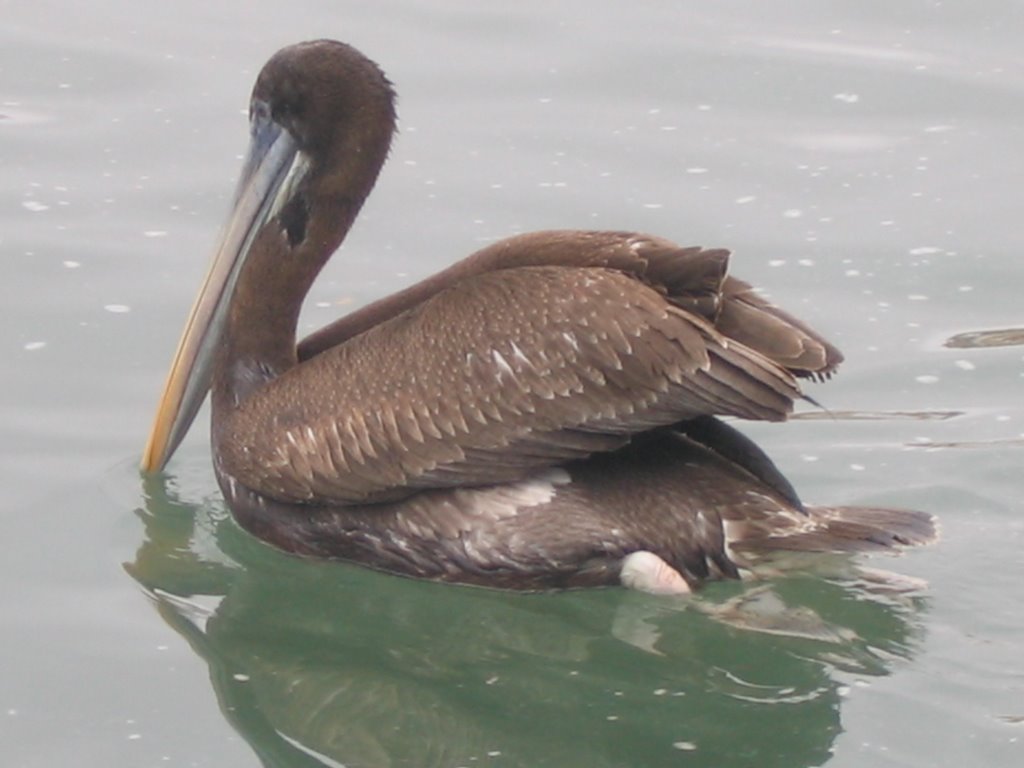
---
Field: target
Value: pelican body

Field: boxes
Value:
[142,41,933,592]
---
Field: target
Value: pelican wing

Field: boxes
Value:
[297,231,842,377]
[218,241,830,506]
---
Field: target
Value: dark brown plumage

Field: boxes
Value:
[142,40,934,592]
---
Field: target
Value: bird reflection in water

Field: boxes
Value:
[131,470,930,768]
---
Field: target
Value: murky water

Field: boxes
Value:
[3,1,1022,766]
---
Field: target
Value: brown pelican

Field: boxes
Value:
[141,40,934,593]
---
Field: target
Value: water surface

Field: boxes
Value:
[3,1,1022,766]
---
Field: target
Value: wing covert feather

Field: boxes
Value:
[221,264,802,505]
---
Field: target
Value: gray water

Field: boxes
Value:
[3,1,1022,766]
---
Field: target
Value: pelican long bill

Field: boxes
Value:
[141,103,307,472]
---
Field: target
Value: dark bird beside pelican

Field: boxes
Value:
[142,40,934,593]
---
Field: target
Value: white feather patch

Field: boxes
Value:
[491,349,515,378]
[454,468,571,522]
[620,551,691,595]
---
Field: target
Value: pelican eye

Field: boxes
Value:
[271,91,307,131]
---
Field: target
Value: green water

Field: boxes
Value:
[133,463,929,767]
